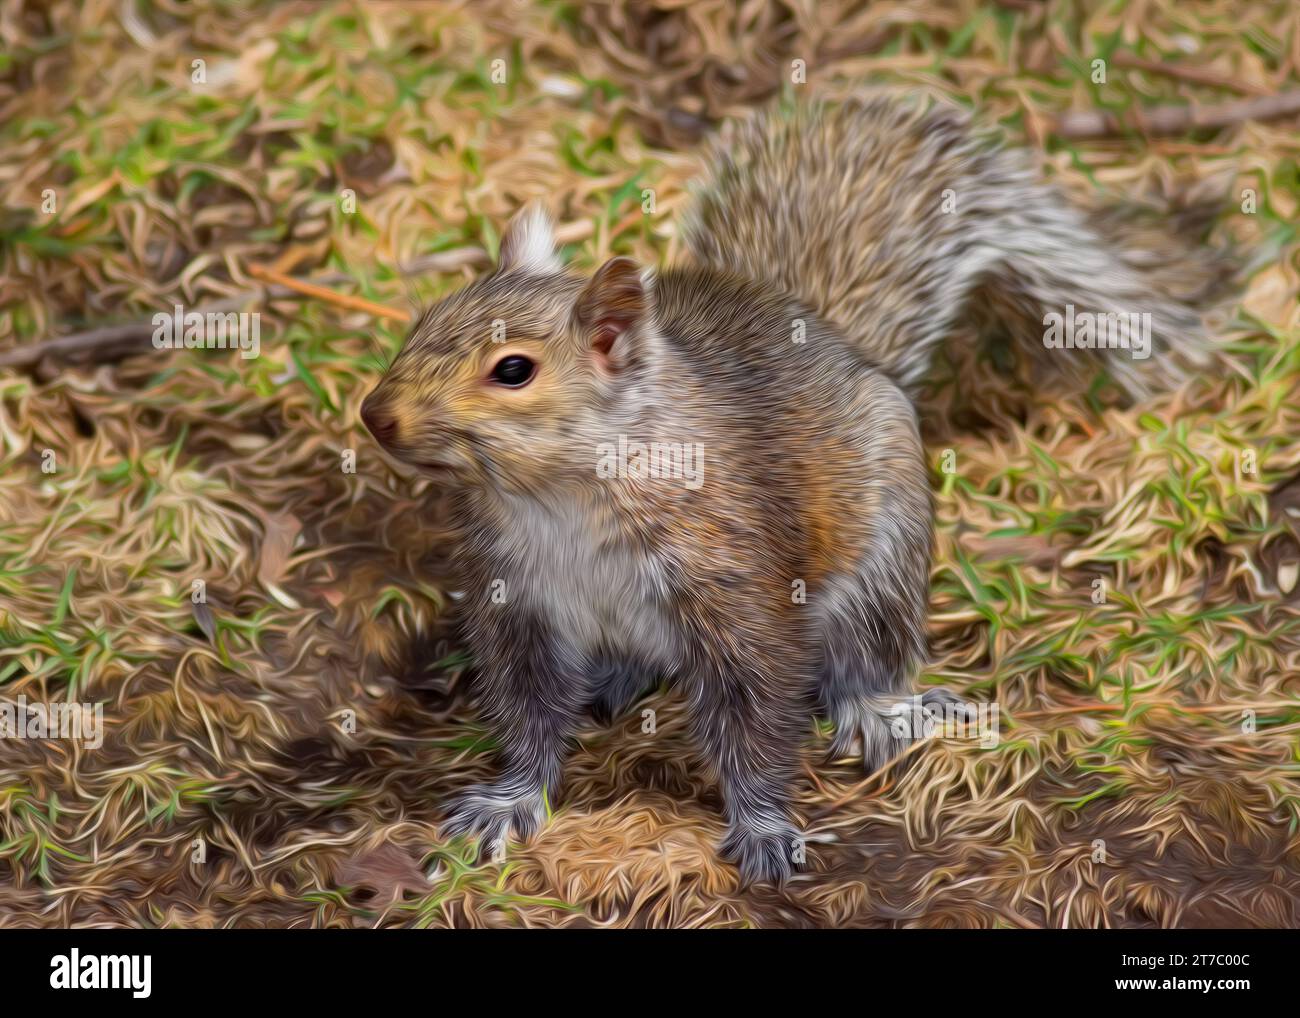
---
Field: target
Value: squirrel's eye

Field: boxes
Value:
[489,355,536,388]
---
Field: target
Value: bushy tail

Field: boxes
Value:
[682,92,1235,398]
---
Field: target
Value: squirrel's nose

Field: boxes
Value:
[361,395,399,447]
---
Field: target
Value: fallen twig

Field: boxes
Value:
[0,249,476,370]
[1012,700,1300,719]
[1053,87,1300,139]
[1109,53,1273,96]
[246,264,411,323]
[0,219,594,372]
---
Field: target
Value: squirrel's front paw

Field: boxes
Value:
[442,783,547,859]
[719,815,803,885]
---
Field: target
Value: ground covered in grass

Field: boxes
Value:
[1,0,1299,927]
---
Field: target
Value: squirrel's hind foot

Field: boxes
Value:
[828,699,908,774]
[827,688,964,774]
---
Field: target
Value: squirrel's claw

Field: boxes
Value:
[720,815,803,886]
[828,700,908,774]
[442,783,547,860]
[828,687,967,773]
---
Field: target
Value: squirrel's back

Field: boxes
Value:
[683,93,1233,397]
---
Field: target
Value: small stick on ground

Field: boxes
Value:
[1109,53,1273,96]
[246,264,411,323]
[0,251,469,371]
[0,219,595,373]
[1053,88,1300,139]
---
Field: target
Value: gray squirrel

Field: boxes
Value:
[361,92,1228,882]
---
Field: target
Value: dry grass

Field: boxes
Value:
[1,0,1299,927]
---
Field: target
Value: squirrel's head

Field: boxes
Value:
[361,204,661,493]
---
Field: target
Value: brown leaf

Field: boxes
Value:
[1242,263,1299,330]
[257,512,302,590]
[337,843,430,905]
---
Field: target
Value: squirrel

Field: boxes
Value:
[360,92,1229,883]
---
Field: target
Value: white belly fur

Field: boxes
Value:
[492,496,683,672]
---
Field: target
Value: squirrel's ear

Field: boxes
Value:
[574,257,649,369]
[498,203,560,274]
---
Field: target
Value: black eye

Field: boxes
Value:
[489,355,536,387]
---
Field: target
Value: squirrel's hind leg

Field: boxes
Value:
[817,560,929,774]
[812,371,933,773]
